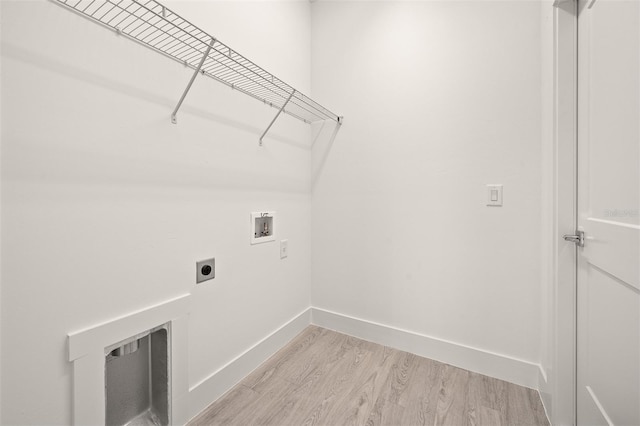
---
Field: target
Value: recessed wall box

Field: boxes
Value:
[251,211,276,244]
[105,325,170,426]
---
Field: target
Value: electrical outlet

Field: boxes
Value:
[196,258,215,284]
[280,240,288,259]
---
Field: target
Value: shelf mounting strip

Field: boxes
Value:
[54,0,343,145]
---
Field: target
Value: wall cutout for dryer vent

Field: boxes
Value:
[251,211,275,244]
[105,325,170,426]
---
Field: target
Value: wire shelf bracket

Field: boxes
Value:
[53,0,343,145]
[259,90,294,146]
[171,38,215,124]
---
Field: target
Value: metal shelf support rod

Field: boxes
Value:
[259,90,295,146]
[171,38,215,124]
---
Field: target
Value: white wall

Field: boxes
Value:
[311,0,543,374]
[1,0,558,422]
[0,1,312,423]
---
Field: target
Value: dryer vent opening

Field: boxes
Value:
[105,325,170,426]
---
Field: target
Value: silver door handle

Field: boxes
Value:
[563,230,585,247]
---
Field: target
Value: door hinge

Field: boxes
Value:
[563,230,585,247]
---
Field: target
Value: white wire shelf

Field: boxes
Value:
[54,0,343,142]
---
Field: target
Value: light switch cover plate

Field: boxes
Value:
[486,184,503,206]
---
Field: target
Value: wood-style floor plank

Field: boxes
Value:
[287,335,379,426]
[396,351,442,425]
[188,326,550,426]
[321,345,397,426]
[188,385,259,426]
[434,364,470,425]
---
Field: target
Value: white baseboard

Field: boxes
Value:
[187,308,311,422]
[538,367,553,424]
[311,307,542,390]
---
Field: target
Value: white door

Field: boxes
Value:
[576,0,640,424]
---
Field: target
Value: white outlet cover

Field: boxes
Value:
[280,239,288,259]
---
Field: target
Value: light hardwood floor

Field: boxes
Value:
[189,326,549,426]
